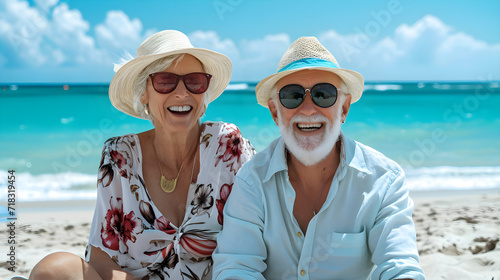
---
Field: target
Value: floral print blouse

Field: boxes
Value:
[85,122,255,280]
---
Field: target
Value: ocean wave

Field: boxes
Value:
[1,166,500,201]
[430,82,499,91]
[405,166,500,191]
[0,170,97,201]
[364,84,403,91]
[226,83,249,91]
[361,82,499,92]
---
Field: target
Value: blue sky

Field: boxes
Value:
[1,0,499,83]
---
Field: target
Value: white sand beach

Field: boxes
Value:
[412,189,500,280]
[1,190,499,279]
[0,200,95,278]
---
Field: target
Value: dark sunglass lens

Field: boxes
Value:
[184,73,209,94]
[279,85,305,109]
[311,83,338,108]
[153,73,178,93]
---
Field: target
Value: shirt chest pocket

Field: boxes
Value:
[320,228,372,278]
[328,228,368,257]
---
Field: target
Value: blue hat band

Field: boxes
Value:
[277,58,339,73]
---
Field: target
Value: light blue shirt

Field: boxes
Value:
[213,133,425,280]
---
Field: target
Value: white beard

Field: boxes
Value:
[278,110,342,166]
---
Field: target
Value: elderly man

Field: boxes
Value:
[213,37,425,280]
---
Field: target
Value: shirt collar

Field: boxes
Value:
[263,131,372,183]
[341,131,372,175]
[263,137,288,182]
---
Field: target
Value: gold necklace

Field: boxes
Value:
[153,138,196,193]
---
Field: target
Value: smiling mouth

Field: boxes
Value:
[168,105,193,115]
[296,123,323,131]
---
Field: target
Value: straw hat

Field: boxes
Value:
[109,30,232,119]
[255,36,364,107]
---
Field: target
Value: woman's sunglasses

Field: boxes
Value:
[149,72,212,94]
[278,83,339,109]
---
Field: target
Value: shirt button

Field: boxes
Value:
[300,269,306,276]
[297,232,302,237]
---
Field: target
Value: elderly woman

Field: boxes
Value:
[28,30,255,280]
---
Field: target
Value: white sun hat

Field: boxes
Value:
[109,30,232,119]
[255,36,364,108]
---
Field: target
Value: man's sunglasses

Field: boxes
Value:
[149,72,212,94]
[278,83,339,109]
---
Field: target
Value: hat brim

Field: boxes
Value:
[109,48,232,119]
[255,67,364,108]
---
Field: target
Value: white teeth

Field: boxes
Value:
[168,105,192,112]
[297,123,322,131]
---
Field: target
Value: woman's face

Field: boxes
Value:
[142,54,207,133]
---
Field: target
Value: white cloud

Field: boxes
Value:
[0,0,103,67]
[95,10,144,55]
[236,34,290,80]
[46,3,103,65]
[436,31,500,64]
[319,15,500,80]
[391,15,452,65]
[394,15,451,44]
[0,0,47,65]
[0,0,163,83]
[188,31,290,81]
[0,2,498,83]
[189,30,239,58]
[0,0,154,74]
[318,30,370,64]
[33,0,58,12]
[239,34,290,63]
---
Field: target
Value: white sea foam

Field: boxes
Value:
[0,170,97,201]
[405,166,500,191]
[226,83,249,90]
[431,83,497,91]
[60,116,75,124]
[364,84,403,91]
[432,83,452,90]
[1,166,499,202]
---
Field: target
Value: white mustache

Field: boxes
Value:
[289,114,328,125]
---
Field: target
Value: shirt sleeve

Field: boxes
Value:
[368,170,426,280]
[85,136,138,265]
[212,175,268,280]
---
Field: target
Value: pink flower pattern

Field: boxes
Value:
[215,124,246,175]
[154,216,177,235]
[216,183,233,225]
[100,196,143,252]
[97,136,136,186]
[110,150,128,178]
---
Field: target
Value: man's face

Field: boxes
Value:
[268,70,351,166]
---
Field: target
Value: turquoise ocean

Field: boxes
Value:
[1,82,500,202]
